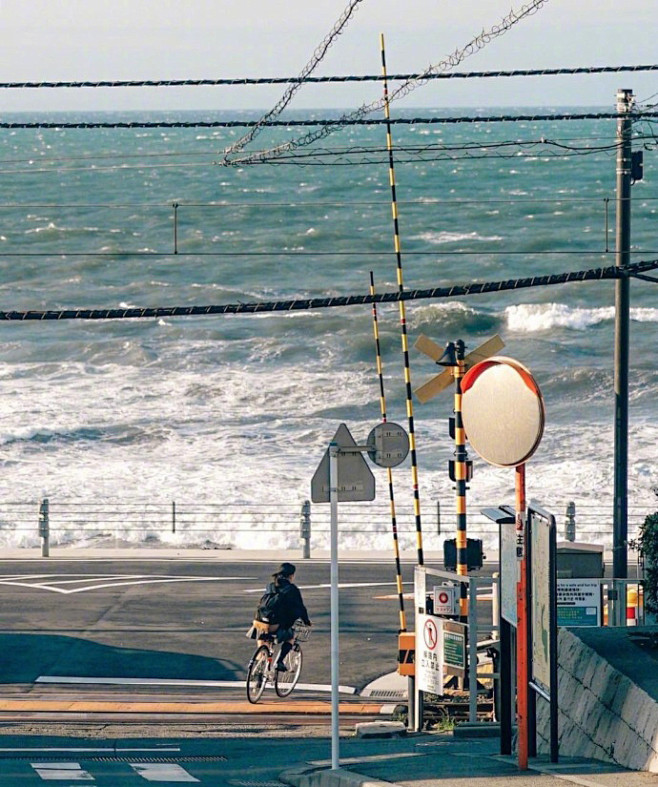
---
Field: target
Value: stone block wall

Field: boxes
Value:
[537,627,658,772]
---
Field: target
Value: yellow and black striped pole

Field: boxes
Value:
[380,33,424,566]
[452,339,470,619]
[370,271,407,633]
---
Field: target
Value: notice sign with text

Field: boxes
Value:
[557,578,601,627]
[416,613,443,696]
[442,620,466,677]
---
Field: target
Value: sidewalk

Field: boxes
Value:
[283,672,654,786]
[281,732,653,787]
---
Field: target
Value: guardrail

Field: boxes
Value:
[0,498,651,558]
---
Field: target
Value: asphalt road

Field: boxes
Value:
[0,557,424,693]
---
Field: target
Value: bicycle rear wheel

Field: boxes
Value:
[274,645,303,697]
[246,645,269,704]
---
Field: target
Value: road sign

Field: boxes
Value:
[311,423,375,503]
[366,422,409,468]
[416,613,443,695]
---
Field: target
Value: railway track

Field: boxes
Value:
[0,684,399,728]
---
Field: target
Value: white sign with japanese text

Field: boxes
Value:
[416,613,444,695]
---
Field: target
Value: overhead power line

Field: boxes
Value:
[2,111,657,131]
[2,259,656,321]
[1,64,657,89]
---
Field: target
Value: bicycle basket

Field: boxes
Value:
[293,622,311,641]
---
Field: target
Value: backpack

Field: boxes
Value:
[256,585,285,623]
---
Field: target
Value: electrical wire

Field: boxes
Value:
[1,258,656,321]
[220,0,366,162]
[1,64,656,90]
[222,0,552,166]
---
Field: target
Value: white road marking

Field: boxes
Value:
[0,747,179,753]
[0,575,253,594]
[31,762,94,780]
[130,763,199,782]
[36,675,358,694]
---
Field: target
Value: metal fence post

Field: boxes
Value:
[564,501,576,542]
[300,500,311,559]
[39,498,50,557]
[172,501,176,534]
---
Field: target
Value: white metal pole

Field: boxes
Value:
[468,577,478,723]
[329,441,340,770]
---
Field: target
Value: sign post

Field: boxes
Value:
[329,441,340,770]
[516,463,529,770]
[312,422,408,770]
[460,357,546,770]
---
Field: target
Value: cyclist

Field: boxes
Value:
[249,562,312,671]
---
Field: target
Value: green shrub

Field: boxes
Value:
[638,512,658,616]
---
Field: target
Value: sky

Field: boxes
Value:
[0,0,656,112]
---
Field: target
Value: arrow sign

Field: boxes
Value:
[311,423,375,503]
[414,334,505,403]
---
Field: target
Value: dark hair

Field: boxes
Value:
[273,562,296,580]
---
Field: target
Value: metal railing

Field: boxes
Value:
[0,498,651,558]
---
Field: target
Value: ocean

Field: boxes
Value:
[0,107,656,554]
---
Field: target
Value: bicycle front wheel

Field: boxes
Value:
[274,645,303,697]
[246,645,269,704]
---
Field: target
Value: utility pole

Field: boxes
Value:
[612,88,633,593]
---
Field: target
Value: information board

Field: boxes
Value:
[557,579,601,627]
[501,520,518,624]
[442,620,467,677]
[530,508,552,692]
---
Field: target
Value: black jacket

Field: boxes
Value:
[268,578,310,628]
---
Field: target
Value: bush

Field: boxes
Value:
[638,512,658,616]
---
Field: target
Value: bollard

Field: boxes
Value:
[627,586,638,626]
[39,498,50,557]
[300,500,311,559]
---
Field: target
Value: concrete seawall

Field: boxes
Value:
[538,626,658,772]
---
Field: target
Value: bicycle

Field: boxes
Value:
[246,620,311,704]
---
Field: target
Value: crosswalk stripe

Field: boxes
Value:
[130,763,199,782]
[31,762,94,780]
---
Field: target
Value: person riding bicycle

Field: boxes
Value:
[250,562,312,671]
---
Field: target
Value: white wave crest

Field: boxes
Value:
[415,230,503,244]
[505,303,658,333]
